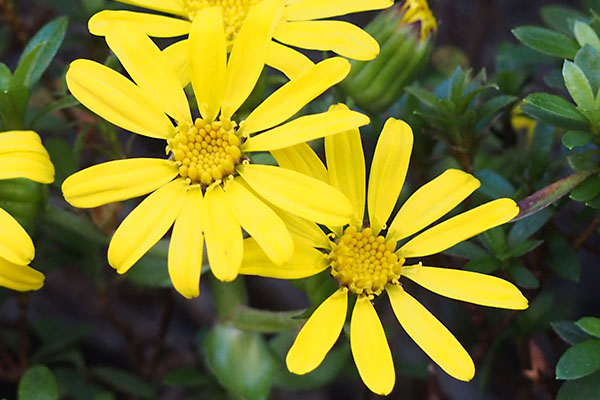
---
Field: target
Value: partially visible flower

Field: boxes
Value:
[62,4,368,299]
[240,108,527,395]
[511,103,537,144]
[401,0,438,42]
[0,130,54,291]
[88,0,393,79]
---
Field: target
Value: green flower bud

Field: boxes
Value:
[0,178,48,234]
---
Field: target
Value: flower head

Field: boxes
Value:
[239,111,528,395]
[88,0,393,78]
[401,0,437,41]
[0,130,54,291]
[62,5,368,299]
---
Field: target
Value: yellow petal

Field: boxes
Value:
[0,131,54,184]
[287,288,347,374]
[225,179,293,265]
[222,0,284,117]
[89,10,191,37]
[274,20,379,61]
[350,296,395,395]
[168,188,204,299]
[271,143,329,183]
[189,7,226,121]
[367,118,413,234]
[402,265,529,310]
[239,237,328,279]
[62,158,179,208]
[274,208,331,249]
[163,39,191,87]
[265,41,314,80]
[0,258,44,292]
[284,0,392,21]
[388,169,480,242]
[239,164,352,226]
[399,199,520,258]
[107,179,186,273]
[202,185,243,282]
[0,207,34,266]
[105,27,191,124]
[387,284,475,381]
[242,57,350,135]
[112,0,187,16]
[242,109,369,152]
[325,104,365,226]
[66,59,172,139]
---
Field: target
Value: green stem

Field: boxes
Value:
[209,275,248,318]
[227,306,305,333]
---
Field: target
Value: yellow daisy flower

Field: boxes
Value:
[401,0,437,41]
[88,0,393,79]
[0,130,54,291]
[62,4,368,299]
[239,109,528,395]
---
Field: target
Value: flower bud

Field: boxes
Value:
[0,178,48,234]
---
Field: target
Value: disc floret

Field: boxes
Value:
[168,117,242,187]
[330,226,403,297]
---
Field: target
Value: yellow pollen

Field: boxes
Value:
[329,226,404,297]
[181,0,263,45]
[401,0,438,42]
[169,117,242,186]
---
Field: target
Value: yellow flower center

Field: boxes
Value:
[181,0,263,45]
[330,226,403,297]
[168,117,243,186]
[401,0,438,41]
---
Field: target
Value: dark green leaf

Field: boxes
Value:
[540,5,585,35]
[508,239,544,258]
[476,95,517,130]
[552,321,593,345]
[507,208,553,246]
[464,256,502,273]
[575,45,600,95]
[556,339,600,380]
[547,233,581,282]
[570,173,600,202]
[44,138,77,186]
[508,264,539,289]
[405,86,442,109]
[557,372,600,400]
[562,130,594,150]
[0,85,30,129]
[162,368,209,388]
[204,325,275,400]
[568,150,599,172]
[0,63,11,91]
[483,226,506,255]
[90,367,156,399]
[29,95,79,128]
[443,241,490,259]
[18,365,59,400]
[577,317,600,338]
[522,93,588,130]
[475,169,515,198]
[512,26,579,59]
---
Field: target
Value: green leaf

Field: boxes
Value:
[29,95,79,128]
[540,5,585,35]
[568,150,599,172]
[90,367,156,399]
[44,138,77,186]
[522,93,588,130]
[556,339,600,380]
[162,368,208,388]
[512,26,579,59]
[443,241,490,259]
[476,94,517,131]
[508,264,539,289]
[405,86,442,109]
[577,317,600,338]
[575,45,600,95]
[557,372,600,400]
[570,173,600,202]
[483,226,506,255]
[547,233,581,282]
[552,321,593,345]
[18,365,59,400]
[562,130,594,149]
[563,61,595,109]
[0,85,30,129]
[507,208,553,246]
[204,325,275,400]
[475,169,515,198]
[574,21,600,52]
[464,256,502,273]
[508,239,544,258]
[14,17,68,88]
[0,63,11,91]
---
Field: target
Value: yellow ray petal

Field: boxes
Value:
[284,0,392,21]
[189,7,226,121]
[274,20,379,61]
[388,169,480,242]
[242,57,350,135]
[66,59,172,139]
[239,237,328,279]
[222,0,284,118]
[271,143,328,183]
[265,41,314,80]
[402,265,529,310]
[105,27,191,124]
[112,0,187,16]
[202,185,243,282]
[350,296,395,395]
[387,284,475,381]
[62,158,179,208]
[164,39,191,87]
[239,164,352,226]
[274,208,331,249]
[225,179,293,265]
[0,131,54,183]
[0,258,44,292]
[367,118,413,235]
[325,104,365,226]
[242,109,369,152]
[0,207,34,266]
[287,288,347,374]
[399,199,520,258]
[168,188,204,299]
[89,10,191,37]
[107,179,186,273]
